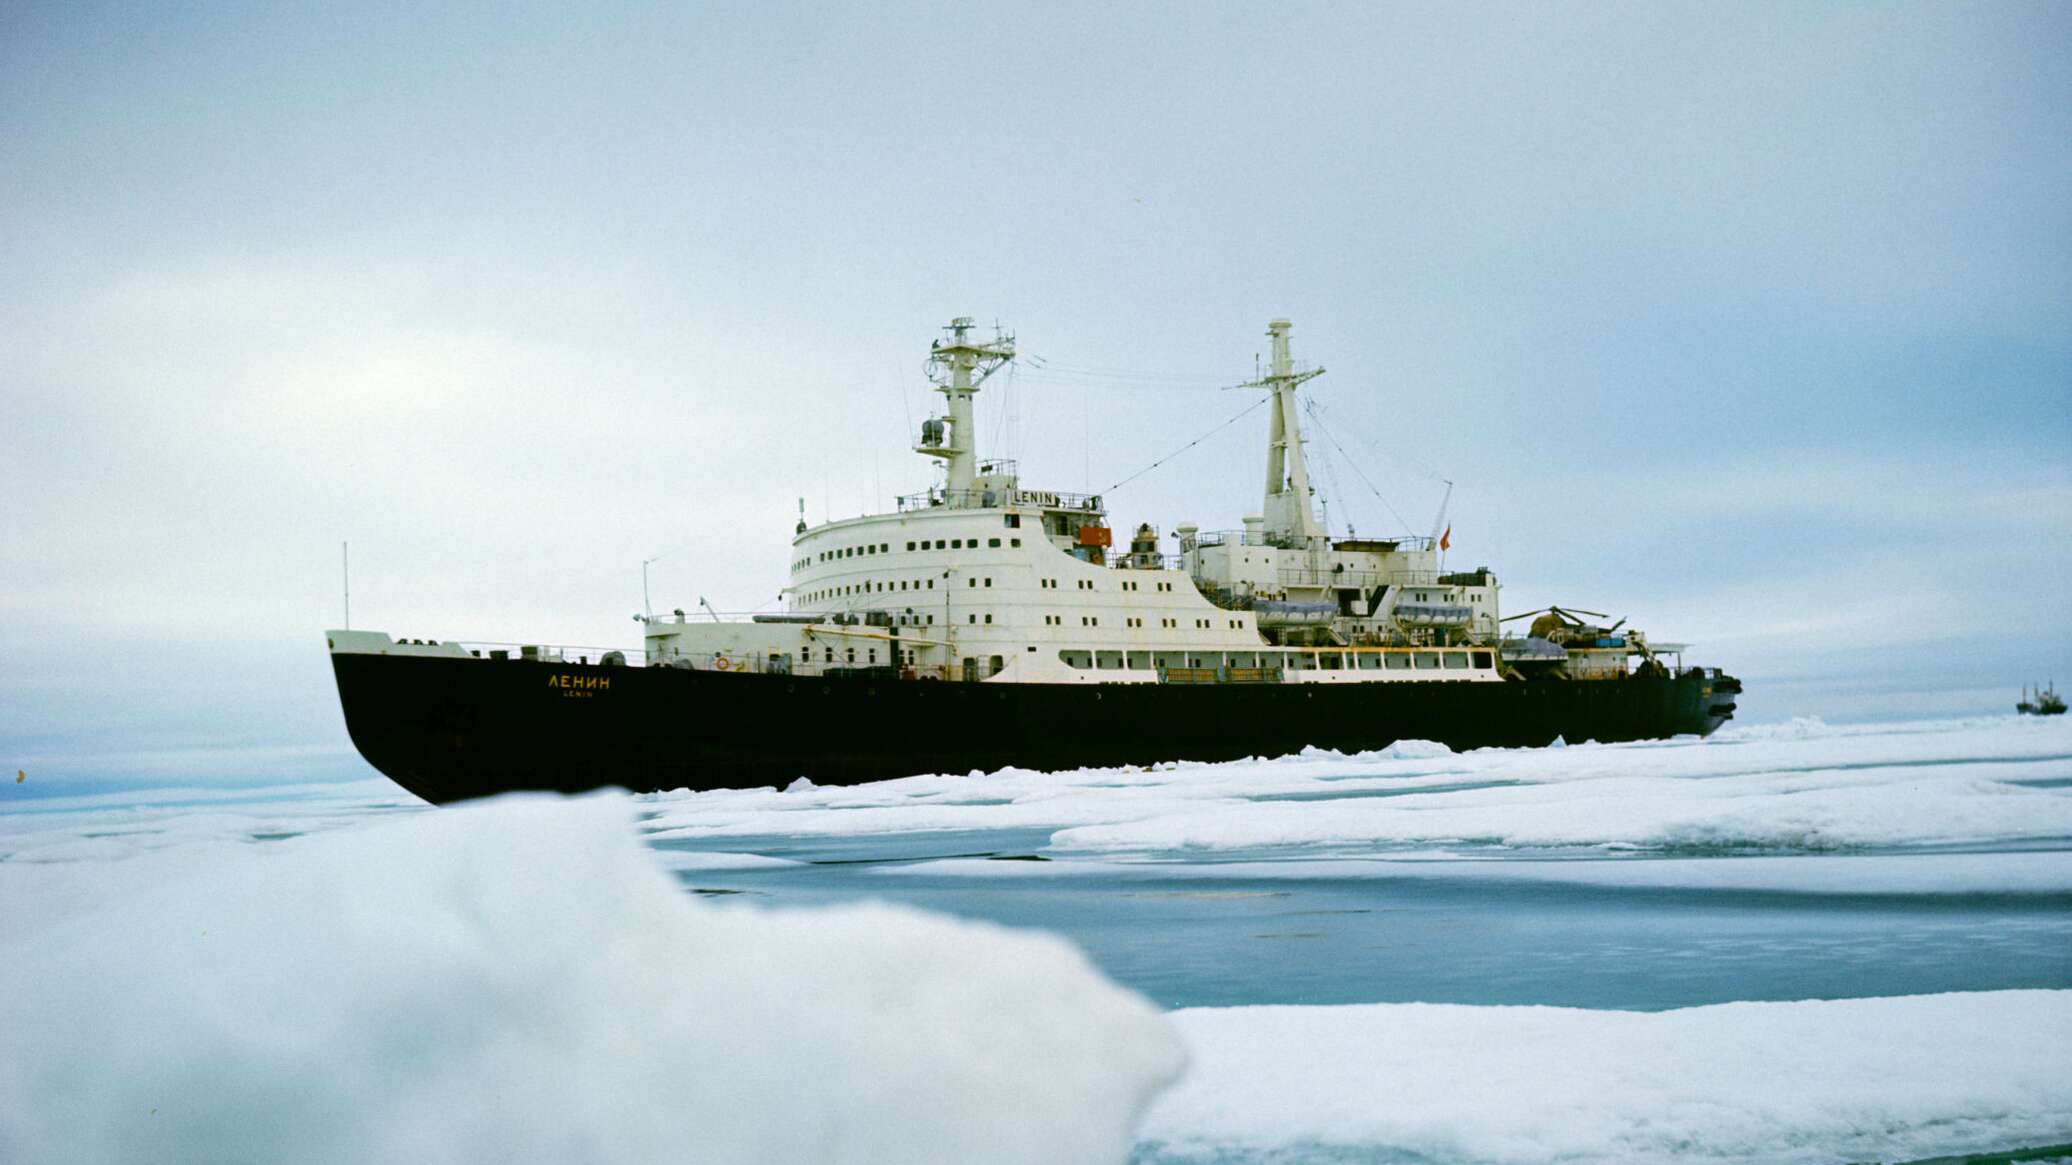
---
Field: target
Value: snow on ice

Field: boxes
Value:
[0,795,1183,1165]
[635,714,2072,856]
[1140,992,2072,1164]
[3,715,2070,1163]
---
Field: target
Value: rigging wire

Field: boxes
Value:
[1021,354,1240,386]
[1302,400,1418,534]
[1306,395,1449,484]
[987,362,1013,461]
[1018,355,1250,392]
[1014,373,1253,394]
[1100,395,1270,495]
[1305,400,1355,538]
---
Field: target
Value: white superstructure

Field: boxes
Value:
[642,318,1516,685]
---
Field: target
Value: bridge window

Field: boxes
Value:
[1097,651,1123,670]
[1473,651,1494,668]
[1416,653,1441,670]
[1059,650,1092,669]
[1444,652,1470,669]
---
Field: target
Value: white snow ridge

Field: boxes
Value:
[1141,992,2072,1164]
[0,794,1185,1164]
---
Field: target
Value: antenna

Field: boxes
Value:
[342,541,350,629]
[641,555,663,621]
[1428,480,1455,545]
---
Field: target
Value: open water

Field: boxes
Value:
[651,833,2072,1011]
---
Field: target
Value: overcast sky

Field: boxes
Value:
[4,2,2068,792]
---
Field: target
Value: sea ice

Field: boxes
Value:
[0,794,1184,1165]
[633,714,2072,856]
[1139,990,2072,1164]
[877,848,2072,895]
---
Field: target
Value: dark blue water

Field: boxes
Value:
[652,833,2072,1010]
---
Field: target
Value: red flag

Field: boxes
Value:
[1439,524,1452,552]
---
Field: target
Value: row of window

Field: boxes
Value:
[803,578,939,602]
[809,536,1025,568]
[795,602,1246,634]
[807,574,1232,614]
[778,644,1492,674]
[1058,649,1497,671]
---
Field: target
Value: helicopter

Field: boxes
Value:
[1501,605,1661,666]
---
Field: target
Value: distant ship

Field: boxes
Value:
[2018,682,2066,716]
[328,318,1741,804]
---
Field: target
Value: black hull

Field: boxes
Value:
[331,654,1740,804]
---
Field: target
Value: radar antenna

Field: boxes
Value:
[914,317,1015,497]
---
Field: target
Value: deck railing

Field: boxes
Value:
[896,486,1106,513]
[454,641,931,680]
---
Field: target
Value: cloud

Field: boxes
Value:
[2,3,2067,787]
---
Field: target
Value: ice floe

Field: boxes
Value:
[633,715,2072,857]
[877,848,2072,895]
[0,794,1183,1164]
[1140,990,2072,1164]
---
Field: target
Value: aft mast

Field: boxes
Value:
[1256,319,1327,546]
